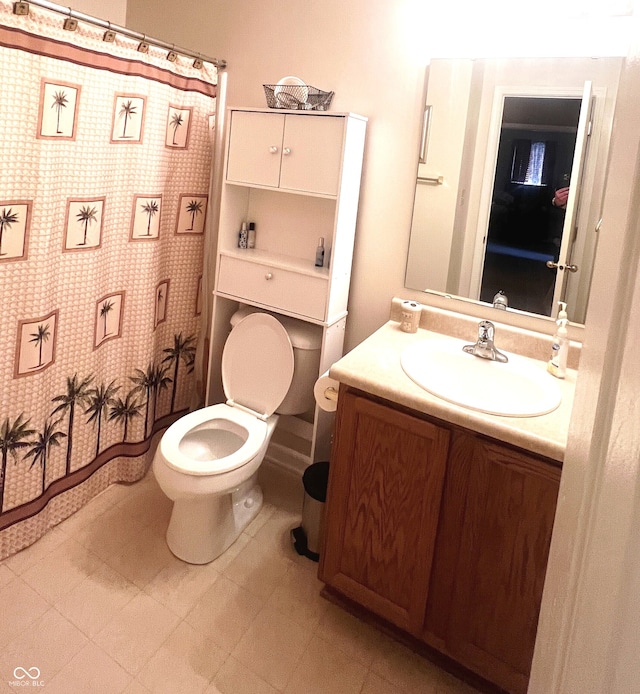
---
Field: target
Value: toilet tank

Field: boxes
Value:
[230,306,322,415]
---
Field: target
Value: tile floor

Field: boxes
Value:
[0,464,481,694]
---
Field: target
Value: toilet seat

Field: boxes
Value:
[159,313,295,477]
[222,312,294,418]
[160,403,268,476]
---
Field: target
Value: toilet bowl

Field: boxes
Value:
[153,310,320,564]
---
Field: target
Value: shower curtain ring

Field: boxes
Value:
[137,34,150,53]
[193,53,203,70]
[63,7,78,31]
[167,44,178,63]
[103,21,116,42]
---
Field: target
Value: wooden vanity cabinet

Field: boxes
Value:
[319,388,451,635]
[320,387,561,694]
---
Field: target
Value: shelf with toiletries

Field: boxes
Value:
[208,107,367,468]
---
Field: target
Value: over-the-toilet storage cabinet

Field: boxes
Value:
[207,108,367,467]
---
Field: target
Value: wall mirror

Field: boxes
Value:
[405,57,624,324]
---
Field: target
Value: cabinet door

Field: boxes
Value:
[433,433,560,694]
[226,111,285,188]
[279,115,344,196]
[320,390,450,635]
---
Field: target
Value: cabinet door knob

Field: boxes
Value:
[269,146,278,154]
[265,272,273,280]
[283,147,291,156]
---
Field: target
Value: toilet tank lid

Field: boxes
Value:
[231,306,322,350]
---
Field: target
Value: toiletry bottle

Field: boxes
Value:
[238,222,248,249]
[315,237,325,267]
[248,222,256,249]
[547,302,569,379]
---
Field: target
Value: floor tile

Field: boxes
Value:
[0,463,484,694]
[20,536,103,603]
[284,633,367,694]
[42,641,132,694]
[74,503,148,562]
[185,575,264,653]
[123,680,152,693]
[0,607,88,686]
[207,531,250,573]
[370,636,449,694]
[92,593,181,675]
[231,605,313,691]
[143,556,220,618]
[266,560,328,629]
[315,602,386,668]
[223,535,291,600]
[100,524,176,589]
[211,656,278,694]
[55,562,140,637]
[0,576,50,649]
[0,563,14,589]
[137,621,226,694]
[360,671,405,694]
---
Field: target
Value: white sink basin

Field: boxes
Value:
[400,337,562,417]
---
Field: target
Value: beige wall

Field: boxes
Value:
[125,0,425,351]
[73,0,127,26]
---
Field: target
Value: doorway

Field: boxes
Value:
[478,96,582,315]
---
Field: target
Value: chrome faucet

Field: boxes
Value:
[462,320,508,363]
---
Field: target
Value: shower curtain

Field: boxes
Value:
[0,2,218,559]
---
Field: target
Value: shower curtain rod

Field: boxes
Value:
[12,0,227,69]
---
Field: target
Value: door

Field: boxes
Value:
[279,115,344,196]
[442,433,560,694]
[226,110,285,188]
[473,84,593,317]
[319,389,450,635]
[548,80,593,312]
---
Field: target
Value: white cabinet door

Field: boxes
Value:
[226,111,345,196]
[226,111,285,188]
[279,115,344,196]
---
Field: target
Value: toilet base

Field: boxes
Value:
[165,474,263,565]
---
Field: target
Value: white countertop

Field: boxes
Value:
[329,321,576,463]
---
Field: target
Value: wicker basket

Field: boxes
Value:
[263,84,334,111]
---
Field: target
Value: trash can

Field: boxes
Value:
[291,461,330,562]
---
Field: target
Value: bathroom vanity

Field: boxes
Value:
[208,107,367,468]
[319,307,576,694]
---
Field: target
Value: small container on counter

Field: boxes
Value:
[400,300,421,333]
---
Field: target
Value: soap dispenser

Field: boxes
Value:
[547,301,569,379]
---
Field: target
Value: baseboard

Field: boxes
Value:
[264,441,310,477]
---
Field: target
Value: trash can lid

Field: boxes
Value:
[302,461,330,502]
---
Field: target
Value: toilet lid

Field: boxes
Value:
[222,313,295,418]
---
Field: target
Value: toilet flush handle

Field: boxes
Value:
[265,272,273,280]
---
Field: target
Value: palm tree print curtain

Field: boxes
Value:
[0,3,217,559]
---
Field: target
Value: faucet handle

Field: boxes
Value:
[478,320,495,343]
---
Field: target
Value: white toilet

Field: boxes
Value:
[153,307,321,564]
